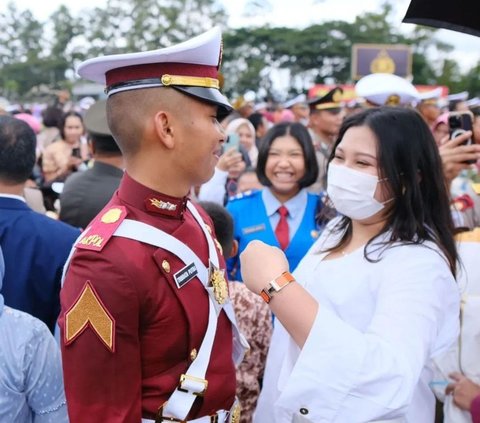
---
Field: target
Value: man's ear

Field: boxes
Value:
[229,239,239,259]
[87,139,95,156]
[153,110,175,149]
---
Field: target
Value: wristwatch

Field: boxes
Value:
[260,271,295,304]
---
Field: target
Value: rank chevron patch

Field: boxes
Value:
[65,281,115,352]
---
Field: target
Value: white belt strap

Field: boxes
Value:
[141,408,228,423]
[112,201,247,421]
[114,219,209,285]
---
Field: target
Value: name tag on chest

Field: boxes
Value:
[242,223,266,235]
[173,263,198,288]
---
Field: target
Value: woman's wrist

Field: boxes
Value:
[260,271,295,303]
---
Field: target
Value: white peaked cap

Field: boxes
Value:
[283,94,307,109]
[418,87,443,101]
[76,27,231,116]
[355,73,419,106]
[467,97,480,108]
[447,91,469,102]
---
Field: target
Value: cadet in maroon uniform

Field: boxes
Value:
[58,27,246,423]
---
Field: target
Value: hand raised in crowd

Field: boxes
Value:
[438,131,480,183]
[217,146,244,173]
[446,372,480,411]
[67,155,84,170]
[240,240,289,294]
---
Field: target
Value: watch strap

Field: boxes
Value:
[260,271,295,303]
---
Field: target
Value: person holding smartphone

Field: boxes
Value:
[41,111,88,184]
[437,111,480,230]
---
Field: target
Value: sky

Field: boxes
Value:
[5,0,480,72]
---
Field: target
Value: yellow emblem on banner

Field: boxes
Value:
[65,282,115,351]
[370,49,396,74]
[210,267,228,305]
[101,208,122,224]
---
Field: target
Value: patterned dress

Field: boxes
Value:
[229,282,273,423]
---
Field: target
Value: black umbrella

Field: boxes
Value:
[403,0,480,37]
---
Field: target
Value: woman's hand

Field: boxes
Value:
[446,372,480,411]
[438,131,480,183]
[240,240,289,294]
[217,148,243,172]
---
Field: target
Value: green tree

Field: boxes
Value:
[82,0,227,55]
[0,2,44,98]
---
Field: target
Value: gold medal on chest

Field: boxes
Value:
[208,262,228,305]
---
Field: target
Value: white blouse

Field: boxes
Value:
[255,220,460,423]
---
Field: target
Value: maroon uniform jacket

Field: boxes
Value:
[58,173,236,422]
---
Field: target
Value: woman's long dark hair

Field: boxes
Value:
[324,107,458,277]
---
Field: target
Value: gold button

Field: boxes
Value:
[205,225,212,234]
[161,74,172,85]
[162,260,171,273]
[190,348,197,361]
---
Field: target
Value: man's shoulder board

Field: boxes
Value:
[75,206,127,252]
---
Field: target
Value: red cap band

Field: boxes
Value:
[106,62,218,86]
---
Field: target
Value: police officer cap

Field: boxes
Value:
[355,73,419,106]
[308,87,343,112]
[76,27,232,117]
[84,99,111,136]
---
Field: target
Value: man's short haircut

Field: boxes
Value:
[198,201,234,258]
[107,87,185,157]
[90,133,122,155]
[0,115,36,184]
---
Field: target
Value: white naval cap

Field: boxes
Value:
[283,94,307,109]
[447,91,469,102]
[418,87,443,102]
[467,97,480,108]
[355,73,419,106]
[76,27,232,116]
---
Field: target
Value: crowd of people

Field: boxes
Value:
[1,26,480,423]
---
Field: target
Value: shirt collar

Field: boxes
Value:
[262,187,308,218]
[117,172,189,219]
[0,193,26,203]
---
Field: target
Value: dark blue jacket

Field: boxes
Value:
[0,197,80,332]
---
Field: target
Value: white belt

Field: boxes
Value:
[141,409,228,423]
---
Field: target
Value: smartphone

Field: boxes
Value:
[449,111,474,144]
[71,147,81,159]
[226,133,240,151]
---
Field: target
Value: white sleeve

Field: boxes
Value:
[24,320,69,423]
[275,248,459,422]
[197,167,228,205]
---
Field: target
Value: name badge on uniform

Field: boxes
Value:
[173,263,198,288]
[242,223,266,235]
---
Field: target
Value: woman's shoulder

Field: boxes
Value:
[43,139,67,153]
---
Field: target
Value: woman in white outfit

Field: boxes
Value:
[240,107,460,423]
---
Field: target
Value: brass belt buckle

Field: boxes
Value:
[178,373,208,396]
[155,402,185,423]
